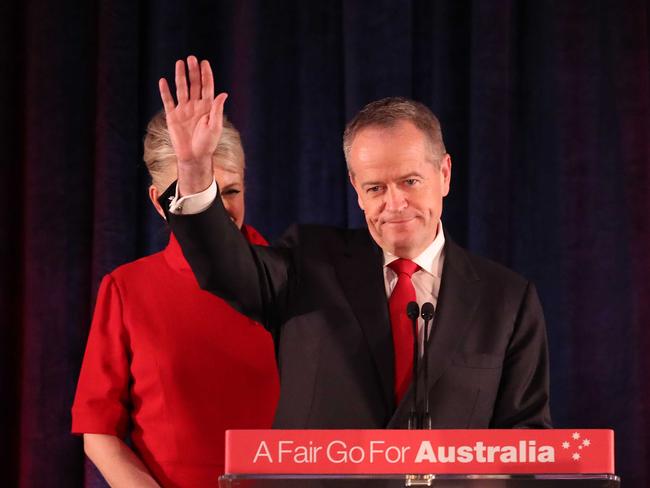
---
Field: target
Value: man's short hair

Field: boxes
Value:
[343,97,447,169]
[143,110,245,192]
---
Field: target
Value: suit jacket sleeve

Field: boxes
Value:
[491,281,552,428]
[162,182,293,331]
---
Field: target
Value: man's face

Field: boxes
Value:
[348,120,451,259]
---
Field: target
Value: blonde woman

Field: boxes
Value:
[72,111,279,487]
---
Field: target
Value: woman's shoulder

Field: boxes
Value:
[241,224,268,246]
[105,249,169,288]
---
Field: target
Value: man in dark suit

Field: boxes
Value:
[159,56,551,429]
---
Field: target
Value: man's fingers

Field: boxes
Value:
[200,60,214,100]
[158,78,176,113]
[208,93,228,130]
[187,55,200,100]
[175,59,188,103]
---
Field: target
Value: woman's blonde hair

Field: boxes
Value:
[143,110,245,192]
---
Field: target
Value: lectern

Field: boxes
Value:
[219,429,619,487]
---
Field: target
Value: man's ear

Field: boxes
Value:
[440,153,452,197]
[148,185,166,219]
[348,171,364,211]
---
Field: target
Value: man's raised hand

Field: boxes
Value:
[158,56,228,196]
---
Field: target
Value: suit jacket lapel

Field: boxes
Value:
[424,236,481,385]
[335,229,395,414]
[388,234,481,427]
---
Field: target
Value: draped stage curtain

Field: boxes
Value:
[1,0,648,486]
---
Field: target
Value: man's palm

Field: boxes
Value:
[166,99,216,163]
[159,56,227,166]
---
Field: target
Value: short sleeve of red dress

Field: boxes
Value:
[71,274,131,437]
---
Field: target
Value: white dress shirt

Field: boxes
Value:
[168,179,218,215]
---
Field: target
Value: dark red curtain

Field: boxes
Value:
[1,0,648,486]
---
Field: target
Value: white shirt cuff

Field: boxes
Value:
[168,179,217,215]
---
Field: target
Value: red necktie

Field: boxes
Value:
[388,258,419,405]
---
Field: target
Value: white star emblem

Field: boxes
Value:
[583,439,591,447]
[572,453,581,461]
[572,432,581,440]
[578,445,583,450]
[562,442,570,449]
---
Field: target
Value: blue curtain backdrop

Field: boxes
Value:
[1,0,648,486]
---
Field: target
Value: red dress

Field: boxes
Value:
[72,226,279,487]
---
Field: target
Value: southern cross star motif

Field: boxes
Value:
[563,432,591,461]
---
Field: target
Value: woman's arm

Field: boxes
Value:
[83,434,160,488]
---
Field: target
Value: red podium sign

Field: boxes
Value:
[224,429,614,475]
